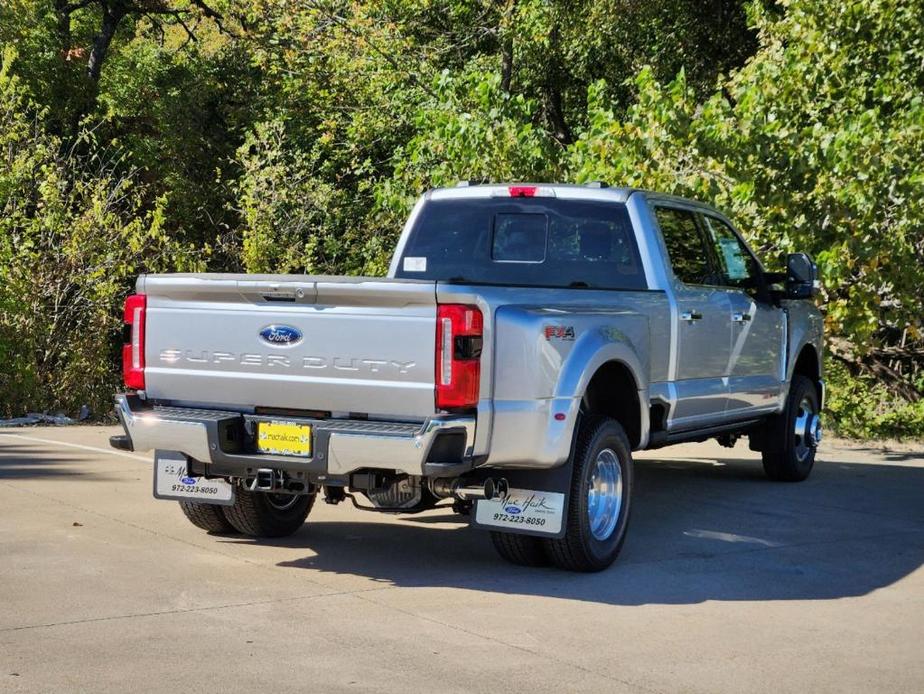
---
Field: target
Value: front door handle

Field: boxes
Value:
[681,310,703,322]
[731,312,752,323]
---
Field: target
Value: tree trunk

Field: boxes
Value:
[501,39,513,93]
[500,0,515,93]
[543,24,572,144]
[545,83,572,144]
[87,2,126,83]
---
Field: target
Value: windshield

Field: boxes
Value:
[394,197,646,290]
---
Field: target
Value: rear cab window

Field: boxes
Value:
[394,197,647,290]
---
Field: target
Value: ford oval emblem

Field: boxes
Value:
[181,476,197,486]
[260,325,303,347]
[504,505,522,515]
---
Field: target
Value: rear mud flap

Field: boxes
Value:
[469,461,573,539]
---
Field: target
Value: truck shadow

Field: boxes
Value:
[0,443,114,480]
[256,454,924,606]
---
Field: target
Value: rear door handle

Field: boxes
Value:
[732,312,752,323]
[680,310,703,322]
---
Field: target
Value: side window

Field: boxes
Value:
[701,215,757,289]
[655,207,713,286]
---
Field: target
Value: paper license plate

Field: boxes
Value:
[256,420,312,457]
[474,488,565,536]
[153,450,234,505]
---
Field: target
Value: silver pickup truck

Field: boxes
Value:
[110,183,823,572]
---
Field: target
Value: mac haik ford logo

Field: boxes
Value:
[259,325,303,347]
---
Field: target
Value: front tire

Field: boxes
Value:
[179,501,237,534]
[222,487,316,538]
[761,374,821,482]
[544,416,633,572]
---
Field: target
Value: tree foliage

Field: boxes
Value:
[569,0,924,405]
[0,0,921,437]
[0,49,200,414]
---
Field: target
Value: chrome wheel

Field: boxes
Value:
[793,396,821,462]
[587,448,623,541]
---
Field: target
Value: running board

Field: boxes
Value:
[647,419,763,449]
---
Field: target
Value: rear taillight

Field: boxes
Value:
[122,294,146,390]
[436,304,483,410]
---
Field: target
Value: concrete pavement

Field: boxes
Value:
[0,426,922,693]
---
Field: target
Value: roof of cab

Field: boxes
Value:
[424,182,730,219]
[426,182,638,204]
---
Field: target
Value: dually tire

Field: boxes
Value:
[544,415,633,572]
[222,487,316,538]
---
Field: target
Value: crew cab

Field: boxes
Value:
[110,183,824,572]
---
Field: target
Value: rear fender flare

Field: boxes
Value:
[554,329,649,450]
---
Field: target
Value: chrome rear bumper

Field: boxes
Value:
[112,394,476,478]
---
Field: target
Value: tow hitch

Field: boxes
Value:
[246,469,307,494]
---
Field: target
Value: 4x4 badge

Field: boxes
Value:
[544,325,575,341]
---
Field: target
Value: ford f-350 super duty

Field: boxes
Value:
[110,183,824,572]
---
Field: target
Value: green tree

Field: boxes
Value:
[0,49,201,416]
[1,0,921,437]
[569,0,924,413]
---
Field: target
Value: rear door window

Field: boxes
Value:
[396,197,646,290]
[654,206,716,286]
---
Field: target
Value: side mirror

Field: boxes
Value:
[786,252,819,299]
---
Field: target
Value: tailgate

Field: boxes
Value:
[140,275,438,418]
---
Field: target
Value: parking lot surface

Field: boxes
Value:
[1,426,922,693]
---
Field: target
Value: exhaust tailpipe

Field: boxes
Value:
[430,477,508,502]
